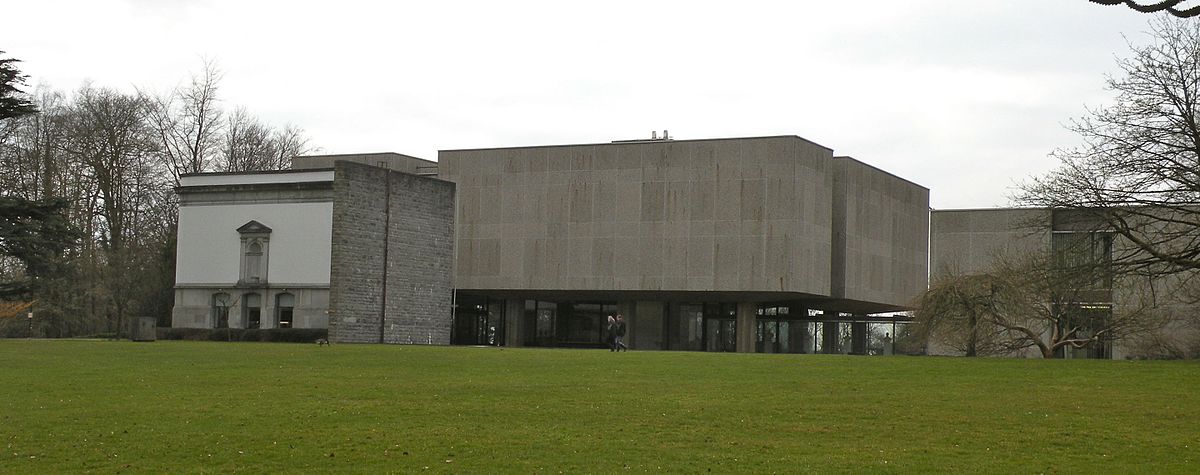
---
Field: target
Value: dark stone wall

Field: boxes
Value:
[328,161,456,344]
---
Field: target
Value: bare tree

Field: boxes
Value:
[1021,19,1200,279]
[220,107,313,172]
[270,123,313,169]
[2,56,315,337]
[146,60,223,184]
[61,85,171,335]
[917,252,1168,358]
[0,87,72,201]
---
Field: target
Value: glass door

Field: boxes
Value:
[705,318,736,352]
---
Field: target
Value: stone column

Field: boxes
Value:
[735,301,756,353]
[619,301,638,348]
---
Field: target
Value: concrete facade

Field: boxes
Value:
[438,136,928,353]
[930,208,1051,277]
[292,152,437,176]
[439,136,837,298]
[833,157,930,310]
[929,208,1200,359]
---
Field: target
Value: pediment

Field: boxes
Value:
[236,220,273,234]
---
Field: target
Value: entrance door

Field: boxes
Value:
[705,318,736,352]
[452,297,505,346]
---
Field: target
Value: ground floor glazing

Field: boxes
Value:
[451,294,915,354]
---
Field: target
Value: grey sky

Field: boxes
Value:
[4,1,1165,208]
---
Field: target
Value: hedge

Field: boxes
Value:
[156,327,328,343]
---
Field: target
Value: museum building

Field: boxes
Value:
[171,134,929,353]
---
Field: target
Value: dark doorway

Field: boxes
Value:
[452,296,505,346]
[705,318,737,352]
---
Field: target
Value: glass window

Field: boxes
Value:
[212,292,231,329]
[669,304,705,351]
[522,300,617,347]
[244,293,262,329]
[1052,232,1114,289]
[276,293,295,328]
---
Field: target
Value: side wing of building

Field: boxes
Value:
[172,170,336,330]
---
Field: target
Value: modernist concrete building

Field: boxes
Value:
[930,207,1200,359]
[439,135,928,353]
[171,135,930,353]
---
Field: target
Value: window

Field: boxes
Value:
[212,292,231,329]
[1052,231,1113,290]
[276,293,295,328]
[244,293,262,329]
[1055,304,1113,359]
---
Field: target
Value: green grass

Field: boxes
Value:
[0,341,1197,474]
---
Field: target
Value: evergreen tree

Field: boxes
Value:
[0,51,37,120]
[0,53,78,300]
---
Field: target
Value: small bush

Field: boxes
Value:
[156,327,328,343]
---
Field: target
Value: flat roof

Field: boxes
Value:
[833,156,929,191]
[179,169,335,187]
[439,134,835,153]
[931,206,1046,213]
[293,151,437,165]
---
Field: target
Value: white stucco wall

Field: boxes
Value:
[175,201,334,285]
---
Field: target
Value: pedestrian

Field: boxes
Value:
[606,315,617,351]
[615,315,628,352]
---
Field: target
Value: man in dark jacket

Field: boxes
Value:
[615,315,628,352]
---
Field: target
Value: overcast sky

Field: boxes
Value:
[3,1,1170,208]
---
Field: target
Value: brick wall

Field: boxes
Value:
[328,161,456,344]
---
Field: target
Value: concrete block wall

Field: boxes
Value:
[328,161,456,344]
[438,136,835,296]
[292,152,436,175]
[929,208,1051,278]
[833,157,930,307]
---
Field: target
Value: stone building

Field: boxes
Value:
[171,156,455,344]
[171,135,929,351]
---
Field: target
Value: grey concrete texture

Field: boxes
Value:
[928,207,1200,359]
[292,152,436,175]
[439,136,838,296]
[930,208,1052,278]
[833,157,930,307]
[327,161,456,344]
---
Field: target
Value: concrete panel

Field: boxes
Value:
[439,137,838,296]
[930,208,1051,277]
[832,157,930,309]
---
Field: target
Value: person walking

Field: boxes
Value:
[615,315,628,352]
[606,315,617,351]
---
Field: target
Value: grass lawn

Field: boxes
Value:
[0,340,1197,473]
